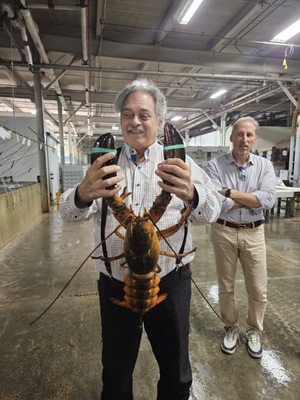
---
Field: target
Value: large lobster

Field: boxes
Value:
[29,123,200,325]
[91,122,195,314]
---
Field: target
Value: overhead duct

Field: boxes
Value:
[0,2,32,66]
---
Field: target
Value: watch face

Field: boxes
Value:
[225,189,231,197]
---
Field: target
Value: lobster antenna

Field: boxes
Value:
[29,223,123,325]
[149,215,223,323]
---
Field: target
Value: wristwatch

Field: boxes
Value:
[224,188,231,198]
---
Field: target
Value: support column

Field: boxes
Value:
[72,129,77,163]
[58,97,65,165]
[68,122,73,165]
[184,129,189,146]
[33,68,50,212]
[293,115,300,187]
[220,113,227,146]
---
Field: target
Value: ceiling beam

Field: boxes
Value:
[29,35,300,76]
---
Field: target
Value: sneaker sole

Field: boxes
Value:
[220,340,239,355]
[246,344,262,359]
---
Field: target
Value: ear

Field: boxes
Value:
[230,133,233,143]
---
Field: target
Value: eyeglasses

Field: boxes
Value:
[238,166,246,181]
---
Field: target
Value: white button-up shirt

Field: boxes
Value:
[60,141,221,281]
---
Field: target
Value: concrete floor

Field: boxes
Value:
[0,208,299,400]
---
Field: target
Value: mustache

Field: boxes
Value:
[127,125,145,134]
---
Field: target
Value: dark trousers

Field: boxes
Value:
[98,265,192,400]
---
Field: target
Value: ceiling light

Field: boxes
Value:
[210,89,227,99]
[171,115,183,121]
[176,0,204,25]
[271,18,300,42]
[112,124,119,130]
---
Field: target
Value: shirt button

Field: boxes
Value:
[136,183,140,187]
[135,203,139,206]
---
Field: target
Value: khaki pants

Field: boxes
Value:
[210,223,267,331]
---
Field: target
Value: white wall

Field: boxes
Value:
[0,117,39,182]
[0,117,60,199]
[188,126,292,150]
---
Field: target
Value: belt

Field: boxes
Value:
[216,218,263,229]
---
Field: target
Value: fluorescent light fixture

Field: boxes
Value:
[176,0,204,25]
[210,89,227,99]
[271,18,300,42]
[171,115,183,121]
[112,124,119,130]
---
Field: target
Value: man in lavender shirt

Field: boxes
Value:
[206,116,276,359]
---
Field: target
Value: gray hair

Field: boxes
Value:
[115,78,167,119]
[232,116,259,134]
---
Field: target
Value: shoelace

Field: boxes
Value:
[247,331,260,345]
[225,328,238,340]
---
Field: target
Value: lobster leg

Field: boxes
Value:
[160,247,197,259]
[92,253,125,262]
[153,200,193,240]
[106,188,133,227]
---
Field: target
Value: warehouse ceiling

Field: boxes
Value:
[0,0,300,154]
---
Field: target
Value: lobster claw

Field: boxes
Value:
[91,132,117,189]
[149,122,187,223]
[163,122,186,162]
[162,122,186,187]
[91,133,133,227]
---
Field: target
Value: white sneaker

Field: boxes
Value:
[221,326,239,355]
[245,329,262,359]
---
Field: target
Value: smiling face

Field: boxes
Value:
[120,91,163,155]
[230,121,257,162]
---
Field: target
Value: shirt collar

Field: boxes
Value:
[123,141,160,162]
[227,151,255,166]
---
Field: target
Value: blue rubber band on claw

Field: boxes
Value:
[91,147,117,154]
[164,144,185,151]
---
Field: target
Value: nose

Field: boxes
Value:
[131,114,141,126]
[240,133,248,142]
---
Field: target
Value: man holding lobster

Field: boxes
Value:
[60,78,221,400]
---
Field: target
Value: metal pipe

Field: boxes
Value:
[25,4,80,11]
[1,59,298,83]
[222,85,273,108]
[276,81,297,107]
[33,68,50,212]
[180,87,283,131]
[293,115,300,184]
[58,97,65,165]
[81,6,88,64]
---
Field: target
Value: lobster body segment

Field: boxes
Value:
[111,271,167,314]
[94,123,193,315]
[124,214,160,275]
